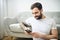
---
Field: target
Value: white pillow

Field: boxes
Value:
[9,23,24,33]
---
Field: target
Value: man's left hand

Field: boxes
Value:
[31,32,41,38]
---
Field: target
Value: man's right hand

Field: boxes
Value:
[24,31,32,35]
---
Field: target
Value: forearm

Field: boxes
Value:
[40,34,58,40]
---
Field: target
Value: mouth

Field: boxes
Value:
[34,15,42,20]
[34,16,39,19]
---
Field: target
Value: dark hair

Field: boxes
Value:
[31,2,42,10]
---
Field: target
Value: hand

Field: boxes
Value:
[31,32,41,38]
[24,31,32,35]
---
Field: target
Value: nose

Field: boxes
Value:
[34,13,37,17]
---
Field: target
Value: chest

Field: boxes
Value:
[31,20,52,34]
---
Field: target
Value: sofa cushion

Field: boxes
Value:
[9,23,24,33]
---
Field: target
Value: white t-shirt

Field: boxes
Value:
[25,17,57,40]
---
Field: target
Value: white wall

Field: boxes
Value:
[0,0,7,38]
[7,0,60,17]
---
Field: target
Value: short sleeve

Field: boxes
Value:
[51,19,57,29]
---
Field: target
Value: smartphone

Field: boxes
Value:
[22,22,32,33]
[22,22,31,27]
[25,30,32,33]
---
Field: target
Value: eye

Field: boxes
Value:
[32,12,38,14]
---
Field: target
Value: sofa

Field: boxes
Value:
[3,12,60,39]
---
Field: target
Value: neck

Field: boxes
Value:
[42,15,46,19]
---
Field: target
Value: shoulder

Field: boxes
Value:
[49,18,55,23]
[45,17,56,24]
[46,17,55,22]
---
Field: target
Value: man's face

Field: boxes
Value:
[32,7,42,20]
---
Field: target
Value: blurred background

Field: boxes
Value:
[0,0,60,40]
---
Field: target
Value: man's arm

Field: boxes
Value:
[44,29,58,39]
[31,29,58,40]
[24,27,58,39]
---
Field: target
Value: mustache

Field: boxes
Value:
[35,16,39,17]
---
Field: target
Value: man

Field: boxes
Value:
[24,2,58,40]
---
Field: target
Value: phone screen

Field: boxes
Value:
[25,30,32,33]
[22,22,31,27]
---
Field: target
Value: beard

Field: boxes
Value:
[35,13,42,20]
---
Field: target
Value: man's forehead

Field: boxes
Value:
[32,8,40,12]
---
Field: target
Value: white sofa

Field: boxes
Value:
[3,17,31,38]
[3,12,60,39]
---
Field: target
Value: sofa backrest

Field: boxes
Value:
[17,12,60,24]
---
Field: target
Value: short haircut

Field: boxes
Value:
[31,2,42,10]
